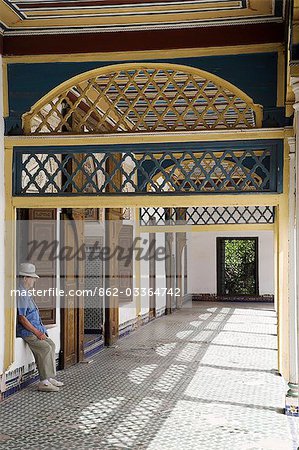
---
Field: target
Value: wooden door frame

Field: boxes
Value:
[104,210,122,346]
[59,208,84,369]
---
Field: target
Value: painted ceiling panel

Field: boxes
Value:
[1,0,282,33]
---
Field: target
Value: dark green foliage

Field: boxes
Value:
[224,239,256,295]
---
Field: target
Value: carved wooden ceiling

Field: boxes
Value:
[0,0,283,34]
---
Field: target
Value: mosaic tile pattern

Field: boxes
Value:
[0,302,298,450]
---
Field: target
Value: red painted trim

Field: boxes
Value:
[3,23,284,56]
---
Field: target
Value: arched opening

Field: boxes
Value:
[22,63,263,134]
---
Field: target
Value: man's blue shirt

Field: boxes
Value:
[16,285,47,338]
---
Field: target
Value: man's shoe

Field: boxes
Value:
[37,382,59,392]
[49,378,64,387]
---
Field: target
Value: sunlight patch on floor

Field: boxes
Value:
[78,397,126,434]
[175,343,202,362]
[152,365,187,392]
[103,397,162,448]
[128,364,158,385]
[155,343,177,357]
[147,400,295,450]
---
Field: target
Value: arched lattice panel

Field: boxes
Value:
[22,63,263,134]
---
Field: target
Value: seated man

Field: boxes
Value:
[16,262,64,392]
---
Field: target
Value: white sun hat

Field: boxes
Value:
[19,262,39,278]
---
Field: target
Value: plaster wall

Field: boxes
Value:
[155,232,167,311]
[187,230,274,295]
[11,325,60,372]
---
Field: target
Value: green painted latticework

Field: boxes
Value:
[13,141,282,196]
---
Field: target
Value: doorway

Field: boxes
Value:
[61,208,105,364]
[217,237,259,296]
[60,208,85,368]
[84,237,104,353]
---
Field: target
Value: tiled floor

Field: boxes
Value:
[0,302,298,450]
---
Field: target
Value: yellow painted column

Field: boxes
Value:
[277,202,289,381]
[286,77,299,416]
[286,137,298,393]
[135,208,141,318]
[273,205,279,321]
[276,139,290,380]
[4,145,16,371]
[290,79,299,411]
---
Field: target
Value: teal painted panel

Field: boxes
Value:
[13,139,283,195]
[6,53,283,134]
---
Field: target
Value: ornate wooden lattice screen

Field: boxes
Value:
[22,63,262,134]
[140,206,275,226]
[13,142,281,196]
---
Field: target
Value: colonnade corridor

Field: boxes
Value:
[0,302,298,450]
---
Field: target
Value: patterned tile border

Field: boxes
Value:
[285,396,299,417]
[84,336,105,358]
[190,293,274,303]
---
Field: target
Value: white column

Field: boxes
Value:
[287,137,298,394]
